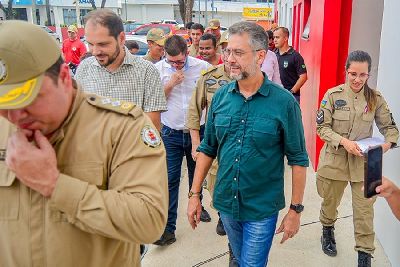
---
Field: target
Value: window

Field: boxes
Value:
[301,0,311,40]
[63,9,90,26]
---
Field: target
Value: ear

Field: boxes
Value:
[58,63,72,89]
[256,50,267,65]
[119,32,126,47]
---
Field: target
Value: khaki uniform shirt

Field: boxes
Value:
[186,65,231,175]
[143,53,161,64]
[188,44,199,57]
[0,89,168,267]
[317,84,399,182]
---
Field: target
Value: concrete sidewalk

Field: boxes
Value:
[142,162,391,267]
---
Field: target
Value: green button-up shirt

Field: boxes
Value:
[198,76,309,221]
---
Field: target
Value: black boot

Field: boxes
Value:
[216,215,226,236]
[321,225,337,257]
[228,243,238,267]
[358,251,372,267]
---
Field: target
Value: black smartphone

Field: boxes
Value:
[364,145,383,198]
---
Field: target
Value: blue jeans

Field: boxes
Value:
[161,125,204,233]
[220,213,278,267]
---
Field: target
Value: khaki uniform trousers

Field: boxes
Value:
[316,175,376,254]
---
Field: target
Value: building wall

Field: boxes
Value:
[348,0,383,88]
[375,1,400,266]
[278,0,352,168]
[123,4,175,23]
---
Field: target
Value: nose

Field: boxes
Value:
[7,109,27,124]
[90,45,100,56]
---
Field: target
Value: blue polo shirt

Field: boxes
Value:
[197,75,309,221]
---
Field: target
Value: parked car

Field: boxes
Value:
[124,21,143,34]
[125,35,148,56]
[131,23,190,43]
[40,25,61,43]
[161,19,178,25]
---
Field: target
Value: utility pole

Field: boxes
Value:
[198,0,200,23]
[124,0,127,21]
[32,0,37,24]
[75,0,81,27]
[204,0,207,27]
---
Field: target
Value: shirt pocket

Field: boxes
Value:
[214,114,231,142]
[0,162,19,220]
[51,162,105,222]
[360,112,374,132]
[332,110,350,134]
[251,119,280,155]
[60,162,106,189]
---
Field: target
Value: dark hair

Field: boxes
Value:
[45,56,78,88]
[199,33,217,47]
[191,23,204,33]
[84,9,124,40]
[345,50,377,111]
[164,35,187,56]
[186,21,195,30]
[126,40,139,50]
[274,26,289,38]
[266,30,273,40]
[45,56,64,84]
[228,21,268,51]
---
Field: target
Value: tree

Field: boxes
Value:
[0,0,15,19]
[178,0,194,24]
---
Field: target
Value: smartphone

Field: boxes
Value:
[363,145,383,198]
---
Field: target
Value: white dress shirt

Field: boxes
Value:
[156,56,211,130]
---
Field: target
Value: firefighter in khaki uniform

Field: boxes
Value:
[316,50,398,267]
[186,58,239,267]
[0,21,168,267]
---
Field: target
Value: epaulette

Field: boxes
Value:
[86,94,143,119]
[201,66,218,76]
[328,85,344,95]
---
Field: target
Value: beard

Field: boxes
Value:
[96,44,121,67]
[229,58,258,81]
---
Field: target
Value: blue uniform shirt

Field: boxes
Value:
[198,75,309,221]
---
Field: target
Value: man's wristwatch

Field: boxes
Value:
[188,191,201,199]
[290,203,304,213]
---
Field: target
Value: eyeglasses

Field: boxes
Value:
[222,49,262,59]
[347,71,369,80]
[166,57,186,66]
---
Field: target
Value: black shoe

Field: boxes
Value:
[321,225,337,257]
[216,217,226,236]
[200,206,211,222]
[153,230,176,246]
[358,251,372,267]
[228,243,239,267]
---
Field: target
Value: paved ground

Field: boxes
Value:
[142,160,391,267]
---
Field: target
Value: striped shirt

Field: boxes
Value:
[75,48,167,113]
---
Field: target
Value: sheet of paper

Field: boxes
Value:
[355,136,385,153]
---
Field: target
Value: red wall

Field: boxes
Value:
[285,0,353,169]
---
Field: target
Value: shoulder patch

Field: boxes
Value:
[86,94,143,119]
[316,109,324,124]
[141,125,161,148]
[202,66,218,76]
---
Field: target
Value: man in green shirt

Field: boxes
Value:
[187,21,309,266]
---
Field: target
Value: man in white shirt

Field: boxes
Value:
[154,35,211,246]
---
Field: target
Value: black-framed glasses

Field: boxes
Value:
[165,57,186,66]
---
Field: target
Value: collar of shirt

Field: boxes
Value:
[228,73,271,97]
[276,46,295,56]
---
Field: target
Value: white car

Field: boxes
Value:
[39,26,61,43]
[125,35,148,56]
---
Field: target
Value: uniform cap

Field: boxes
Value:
[220,31,229,44]
[0,20,61,109]
[146,28,166,46]
[68,25,78,33]
[208,19,221,30]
